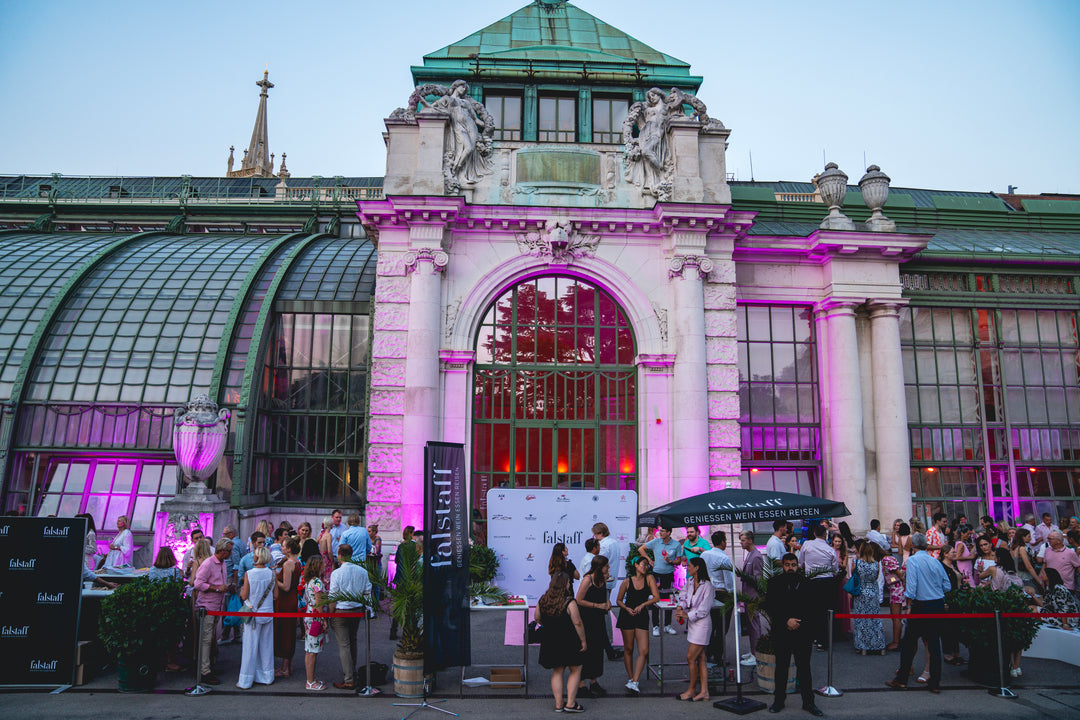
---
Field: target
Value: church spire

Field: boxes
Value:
[227,69,276,178]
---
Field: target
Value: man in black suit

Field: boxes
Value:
[763,553,823,716]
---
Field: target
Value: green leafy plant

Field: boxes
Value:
[98,578,189,662]
[469,544,498,583]
[469,581,509,605]
[945,584,1040,654]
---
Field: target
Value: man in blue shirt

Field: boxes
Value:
[236,531,266,583]
[885,533,951,693]
[639,526,683,635]
[340,513,371,562]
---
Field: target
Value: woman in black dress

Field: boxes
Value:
[549,542,580,592]
[575,555,611,697]
[616,554,659,694]
[537,572,587,713]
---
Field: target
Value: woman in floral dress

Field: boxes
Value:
[879,543,905,650]
[852,542,886,654]
[301,555,328,691]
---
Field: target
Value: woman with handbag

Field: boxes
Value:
[237,547,278,689]
[851,542,886,655]
[301,555,328,690]
[274,536,302,678]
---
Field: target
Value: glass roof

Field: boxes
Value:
[25,234,281,405]
[276,237,377,304]
[0,232,126,401]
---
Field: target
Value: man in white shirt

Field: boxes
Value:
[701,531,734,666]
[181,528,205,580]
[1033,513,1060,548]
[865,519,892,552]
[797,524,838,649]
[1019,514,1037,549]
[765,519,787,564]
[579,537,601,577]
[329,543,372,690]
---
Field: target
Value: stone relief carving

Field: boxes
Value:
[515,219,600,265]
[652,302,669,344]
[668,254,714,279]
[445,296,462,339]
[403,248,449,273]
[622,88,710,202]
[392,80,496,194]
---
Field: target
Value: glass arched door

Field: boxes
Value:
[471,277,637,517]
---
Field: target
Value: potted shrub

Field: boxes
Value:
[98,577,189,692]
[945,584,1040,686]
[469,544,498,584]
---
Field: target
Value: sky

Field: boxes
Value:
[1,0,1078,194]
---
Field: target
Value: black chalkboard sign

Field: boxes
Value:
[0,516,86,687]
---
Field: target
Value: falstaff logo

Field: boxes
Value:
[37,591,64,604]
[43,525,70,537]
[706,497,784,511]
[9,558,35,569]
[2,625,30,637]
[0,524,10,536]
[30,659,59,672]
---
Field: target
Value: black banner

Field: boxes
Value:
[0,516,87,686]
[423,441,470,673]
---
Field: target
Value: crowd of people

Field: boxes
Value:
[532,511,1079,714]
[88,511,384,692]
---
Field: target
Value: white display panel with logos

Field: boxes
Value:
[486,488,637,603]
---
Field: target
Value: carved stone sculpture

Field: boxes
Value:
[516,219,600,265]
[396,80,496,194]
[816,162,855,231]
[858,165,897,232]
[622,87,710,201]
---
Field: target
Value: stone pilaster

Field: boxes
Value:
[815,300,868,529]
[670,253,711,500]
[869,300,913,525]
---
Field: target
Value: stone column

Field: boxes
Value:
[869,301,913,525]
[857,309,879,525]
[670,255,712,500]
[400,246,448,532]
[816,300,868,529]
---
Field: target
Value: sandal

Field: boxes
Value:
[306,680,325,691]
[692,694,710,702]
[275,669,291,678]
[917,671,929,684]
[886,643,899,651]
[563,704,585,713]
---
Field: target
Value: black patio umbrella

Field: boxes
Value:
[637,487,850,714]
[638,487,850,529]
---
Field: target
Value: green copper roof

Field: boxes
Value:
[416,1,700,87]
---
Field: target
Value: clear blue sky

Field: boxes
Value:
[1,0,1077,194]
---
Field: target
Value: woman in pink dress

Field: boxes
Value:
[954,524,976,587]
[878,543,905,650]
[674,557,714,701]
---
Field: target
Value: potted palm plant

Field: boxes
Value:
[945,584,1040,686]
[98,577,189,692]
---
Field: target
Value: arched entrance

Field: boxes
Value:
[471,276,638,518]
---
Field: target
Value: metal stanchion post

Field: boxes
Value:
[989,610,1017,699]
[185,606,211,696]
[358,604,380,697]
[815,610,842,697]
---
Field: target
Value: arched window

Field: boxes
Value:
[472,276,637,515]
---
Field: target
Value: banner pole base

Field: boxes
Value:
[713,696,767,715]
[185,683,212,696]
[391,698,458,720]
[358,686,382,696]
[815,685,843,697]
[988,687,1017,699]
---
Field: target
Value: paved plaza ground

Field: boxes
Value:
[2,610,1076,719]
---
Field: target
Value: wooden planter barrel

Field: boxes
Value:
[754,651,796,694]
[393,652,425,698]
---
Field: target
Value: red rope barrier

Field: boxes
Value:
[205,610,368,618]
[835,612,1080,619]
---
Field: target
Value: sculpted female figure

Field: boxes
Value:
[622,87,706,200]
[419,79,493,187]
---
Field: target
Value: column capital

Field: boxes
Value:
[867,299,909,320]
[668,254,713,279]
[812,298,861,320]
[439,349,474,373]
[404,248,449,274]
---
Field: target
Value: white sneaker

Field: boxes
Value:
[740,656,757,667]
[1009,667,1019,678]
[625,679,639,693]
[664,625,677,635]
[651,626,660,637]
